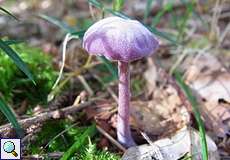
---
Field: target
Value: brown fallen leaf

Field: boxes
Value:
[130,99,189,139]
[185,53,230,137]
[144,60,158,94]
[132,68,190,138]
[138,63,192,139]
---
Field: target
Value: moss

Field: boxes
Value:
[76,141,120,160]
[0,43,56,106]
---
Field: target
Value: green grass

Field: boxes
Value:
[0,39,35,84]
[113,0,124,12]
[144,0,154,22]
[0,6,36,138]
[174,71,208,160]
[61,124,97,160]
[151,2,173,27]
[27,120,87,154]
[0,1,211,159]
[0,98,23,137]
[131,76,145,96]
[0,6,18,20]
[27,121,117,160]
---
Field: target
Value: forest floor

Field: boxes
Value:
[0,0,229,159]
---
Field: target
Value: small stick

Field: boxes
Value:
[96,125,126,152]
[91,72,118,103]
[78,75,94,96]
[22,152,63,159]
[0,101,94,137]
[140,132,164,160]
[44,122,79,149]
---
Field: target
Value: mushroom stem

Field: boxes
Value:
[117,61,136,147]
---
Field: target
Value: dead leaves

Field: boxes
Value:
[122,128,219,160]
[132,66,190,139]
[185,53,230,137]
[130,99,188,139]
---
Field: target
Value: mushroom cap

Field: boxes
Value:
[82,16,159,62]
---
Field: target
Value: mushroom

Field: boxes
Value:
[82,16,159,147]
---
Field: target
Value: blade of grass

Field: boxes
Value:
[146,25,177,44]
[0,39,35,84]
[97,56,118,80]
[176,0,194,42]
[174,71,208,160]
[95,2,122,82]
[170,9,178,29]
[0,98,23,137]
[89,0,130,19]
[38,14,86,38]
[60,124,97,160]
[88,0,103,8]
[113,0,124,11]
[38,14,76,33]
[106,8,131,19]
[87,0,178,45]
[151,2,173,27]
[180,0,208,34]
[3,39,24,45]
[0,6,18,20]
[144,0,154,22]
[182,0,207,28]
[71,30,86,39]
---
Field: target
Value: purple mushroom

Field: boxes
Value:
[82,16,159,147]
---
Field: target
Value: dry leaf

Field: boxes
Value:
[185,53,230,137]
[122,127,219,160]
[144,62,158,94]
[130,85,189,138]
[137,65,190,138]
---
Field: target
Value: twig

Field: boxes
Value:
[78,75,94,96]
[96,125,126,152]
[218,22,230,47]
[89,3,96,21]
[44,122,79,149]
[169,48,188,75]
[106,86,118,103]
[210,0,221,42]
[0,101,94,137]
[91,72,118,103]
[22,152,63,160]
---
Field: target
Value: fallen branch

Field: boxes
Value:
[0,101,94,137]
[22,152,63,160]
[96,125,126,152]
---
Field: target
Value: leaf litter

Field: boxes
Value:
[0,0,230,159]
